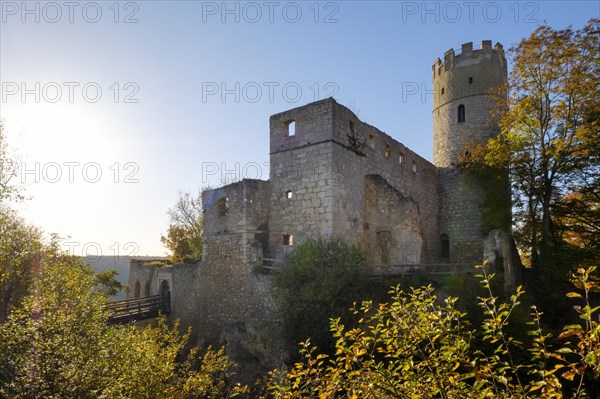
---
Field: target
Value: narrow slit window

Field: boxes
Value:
[468,77,473,84]
[283,234,293,246]
[398,153,404,164]
[368,135,374,149]
[412,162,417,173]
[457,104,465,123]
[286,190,293,199]
[441,87,445,95]
[285,120,296,137]
[440,234,450,260]
[384,144,391,158]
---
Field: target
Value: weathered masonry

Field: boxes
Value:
[129,41,521,381]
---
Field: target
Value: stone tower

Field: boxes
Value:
[433,41,508,263]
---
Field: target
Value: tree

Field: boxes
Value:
[0,248,238,398]
[161,191,203,263]
[263,266,600,398]
[270,237,370,357]
[0,208,43,322]
[471,20,599,276]
[0,120,23,204]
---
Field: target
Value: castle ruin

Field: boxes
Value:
[128,40,520,380]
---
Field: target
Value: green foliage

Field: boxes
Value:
[263,265,600,398]
[0,208,43,322]
[93,268,128,296]
[463,19,600,326]
[161,191,204,263]
[0,248,237,399]
[0,120,24,204]
[271,237,370,357]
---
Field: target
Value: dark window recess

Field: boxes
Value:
[441,234,450,260]
[384,145,391,158]
[283,234,293,246]
[286,190,292,199]
[469,77,473,84]
[218,197,229,216]
[458,104,465,123]
[348,121,356,137]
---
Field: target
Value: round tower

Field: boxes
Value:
[433,40,508,264]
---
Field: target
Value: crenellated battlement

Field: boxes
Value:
[432,41,505,79]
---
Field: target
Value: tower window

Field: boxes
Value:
[286,190,293,199]
[441,87,445,95]
[348,121,356,137]
[367,135,374,149]
[458,104,465,123]
[283,234,293,246]
[440,234,450,260]
[218,197,229,216]
[468,77,473,84]
[398,153,404,164]
[285,120,296,137]
[384,144,391,158]
[412,162,417,173]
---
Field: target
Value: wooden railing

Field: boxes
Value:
[105,294,170,325]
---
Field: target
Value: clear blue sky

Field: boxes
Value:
[1,1,597,257]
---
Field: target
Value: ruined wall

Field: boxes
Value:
[363,174,424,269]
[199,179,286,381]
[433,41,508,263]
[330,101,439,263]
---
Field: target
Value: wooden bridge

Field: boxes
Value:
[104,294,171,325]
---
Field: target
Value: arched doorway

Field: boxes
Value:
[159,280,171,312]
[160,280,170,297]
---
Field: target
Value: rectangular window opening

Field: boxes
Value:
[285,120,296,137]
[283,234,293,246]
[368,135,374,149]
[218,197,229,216]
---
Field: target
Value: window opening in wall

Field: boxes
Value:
[283,234,293,246]
[218,197,229,216]
[399,153,404,164]
[441,87,445,95]
[368,135,374,149]
[468,77,473,84]
[384,144,391,158]
[458,104,465,123]
[348,121,356,137]
[285,120,296,137]
[412,162,417,173]
[440,234,450,260]
[286,190,293,199]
